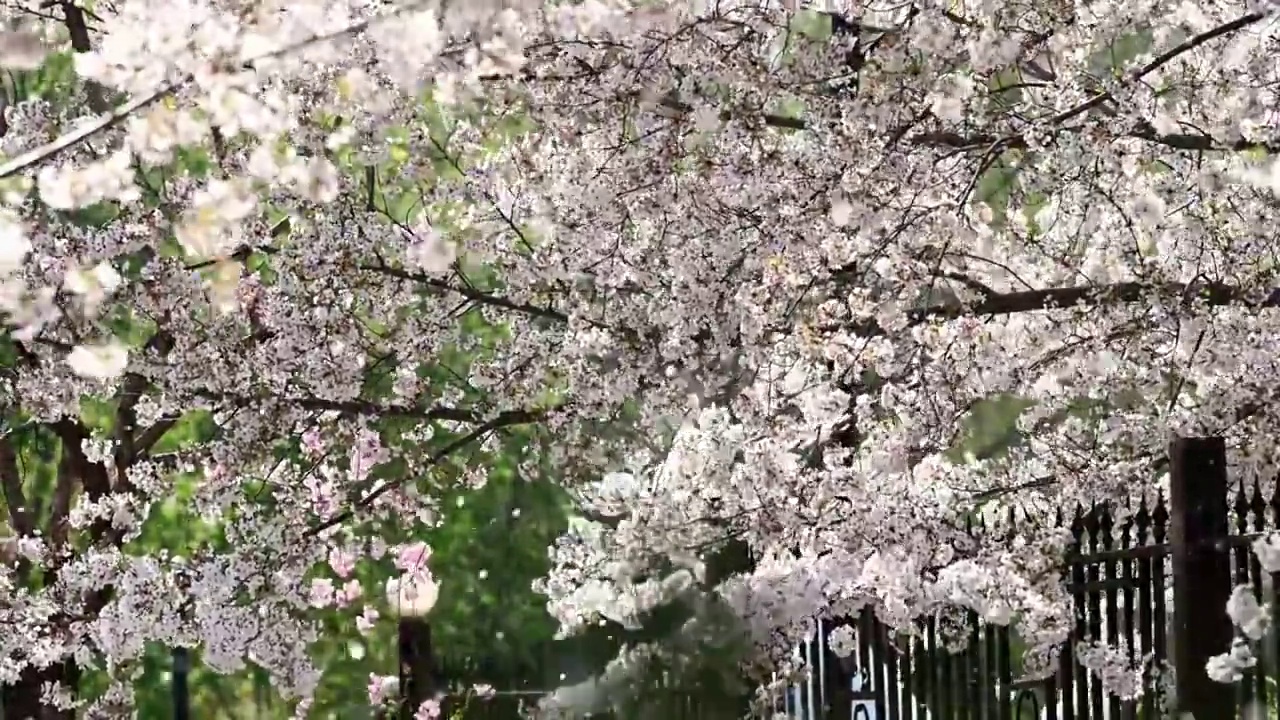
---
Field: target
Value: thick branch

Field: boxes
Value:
[116,329,175,471]
[58,1,109,113]
[656,86,1276,155]
[48,419,116,546]
[48,435,75,548]
[1,661,78,720]
[195,390,548,425]
[132,415,180,460]
[835,281,1280,337]
[910,126,1280,155]
[0,434,29,536]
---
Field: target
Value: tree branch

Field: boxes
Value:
[58,0,109,113]
[131,415,180,461]
[910,125,1280,155]
[1050,11,1264,125]
[47,419,118,548]
[305,406,554,537]
[359,261,568,323]
[49,428,77,548]
[652,88,1279,155]
[194,390,553,425]
[0,434,30,536]
[640,13,1269,155]
[116,329,175,471]
[832,280,1280,338]
[0,86,167,180]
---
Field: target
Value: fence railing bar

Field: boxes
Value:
[1065,543,1169,564]
[1066,577,1151,593]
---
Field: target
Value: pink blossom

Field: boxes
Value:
[301,427,325,457]
[340,578,363,605]
[356,605,380,635]
[328,547,357,578]
[414,697,442,720]
[367,674,398,706]
[395,542,431,571]
[308,578,335,608]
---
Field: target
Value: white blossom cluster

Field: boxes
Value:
[1,0,1280,712]
[1208,540,1280,684]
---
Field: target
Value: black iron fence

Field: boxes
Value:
[781,500,1173,720]
[772,438,1278,720]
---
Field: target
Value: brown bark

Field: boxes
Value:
[0,436,27,536]
[58,2,109,114]
[3,421,117,719]
[1,660,80,719]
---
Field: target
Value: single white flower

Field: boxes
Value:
[65,262,123,302]
[385,571,439,617]
[93,262,122,292]
[406,223,457,273]
[692,104,720,133]
[1253,534,1280,572]
[1227,585,1270,641]
[829,196,853,227]
[67,342,129,380]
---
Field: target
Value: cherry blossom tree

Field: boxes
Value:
[504,0,1280,709]
[3,0,1280,716]
[0,0,640,716]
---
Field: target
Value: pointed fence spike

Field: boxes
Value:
[1152,493,1169,542]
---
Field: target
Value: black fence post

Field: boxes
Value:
[398,617,437,720]
[1168,436,1234,719]
[820,618,856,720]
[172,647,190,720]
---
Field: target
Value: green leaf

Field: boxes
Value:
[248,251,278,284]
[4,51,77,105]
[946,393,1035,463]
[79,395,118,434]
[988,66,1025,106]
[101,306,157,348]
[1021,190,1050,236]
[138,165,167,207]
[62,201,120,229]
[974,155,1020,225]
[264,205,292,233]
[149,409,219,455]
[383,190,422,225]
[175,147,214,178]
[0,334,19,368]
[269,216,291,238]
[1243,147,1270,162]
[1090,27,1155,76]
[157,236,185,259]
[790,9,833,41]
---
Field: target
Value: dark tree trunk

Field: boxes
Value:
[1,660,79,720]
[398,617,437,720]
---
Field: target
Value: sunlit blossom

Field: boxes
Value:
[66,342,129,380]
